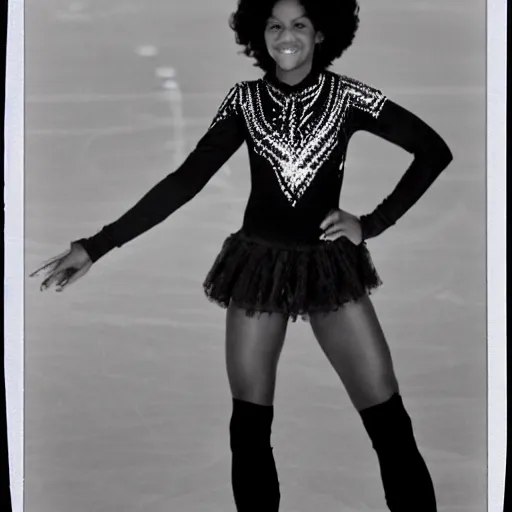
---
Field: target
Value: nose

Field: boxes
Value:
[278,27,295,43]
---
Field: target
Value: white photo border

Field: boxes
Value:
[5,0,24,511]
[4,0,507,511]
[487,0,507,511]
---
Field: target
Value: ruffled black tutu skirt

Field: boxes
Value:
[203,229,382,322]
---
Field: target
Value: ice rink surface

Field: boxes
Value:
[24,1,486,510]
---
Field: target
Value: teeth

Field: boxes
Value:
[280,48,298,54]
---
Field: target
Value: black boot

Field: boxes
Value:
[230,398,280,511]
[360,393,437,511]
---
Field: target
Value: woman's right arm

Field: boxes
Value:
[77,84,245,263]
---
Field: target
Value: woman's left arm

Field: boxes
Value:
[349,97,454,240]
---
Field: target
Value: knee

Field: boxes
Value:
[228,366,276,405]
[375,371,400,403]
[230,398,275,452]
[232,389,274,406]
[226,356,278,407]
[359,393,417,451]
[353,374,400,411]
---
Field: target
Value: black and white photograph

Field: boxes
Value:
[2,0,507,511]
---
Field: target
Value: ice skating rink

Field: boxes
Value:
[24,1,486,511]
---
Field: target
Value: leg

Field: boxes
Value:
[226,302,288,512]
[310,294,399,411]
[309,295,437,511]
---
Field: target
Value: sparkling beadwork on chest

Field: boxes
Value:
[210,75,386,207]
[242,76,350,207]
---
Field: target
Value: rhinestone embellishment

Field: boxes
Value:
[210,73,387,207]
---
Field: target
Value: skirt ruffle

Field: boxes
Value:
[202,230,382,322]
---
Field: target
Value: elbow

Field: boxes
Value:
[418,136,453,170]
[439,139,454,168]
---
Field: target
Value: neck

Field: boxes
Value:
[275,61,314,86]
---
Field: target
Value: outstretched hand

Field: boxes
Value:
[30,242,93,292]
[319,208,363,245]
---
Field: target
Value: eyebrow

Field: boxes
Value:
[267,15,309,23]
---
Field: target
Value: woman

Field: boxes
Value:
[31,0,453,510]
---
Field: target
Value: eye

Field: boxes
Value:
[295,22,307,29]
[267,23,281,31]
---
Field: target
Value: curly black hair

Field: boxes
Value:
[229,0,360,73]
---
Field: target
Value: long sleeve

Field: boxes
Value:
[346,92,453,240]
[77,84,245,262]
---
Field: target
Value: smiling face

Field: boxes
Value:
[264,0,323,83]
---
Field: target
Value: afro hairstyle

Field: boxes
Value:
[229,0,360,73]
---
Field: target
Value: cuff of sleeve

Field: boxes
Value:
[74,228,117,263]
[359,211,391,241]
[359,214,376,241]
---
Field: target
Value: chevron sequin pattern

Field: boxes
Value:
[210,73,387,207]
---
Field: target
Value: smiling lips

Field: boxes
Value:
[278,47,300,55]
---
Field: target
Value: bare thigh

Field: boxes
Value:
[225,301,289,406]
[309,294,399,411]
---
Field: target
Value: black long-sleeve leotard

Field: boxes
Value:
[78,70,453,262]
